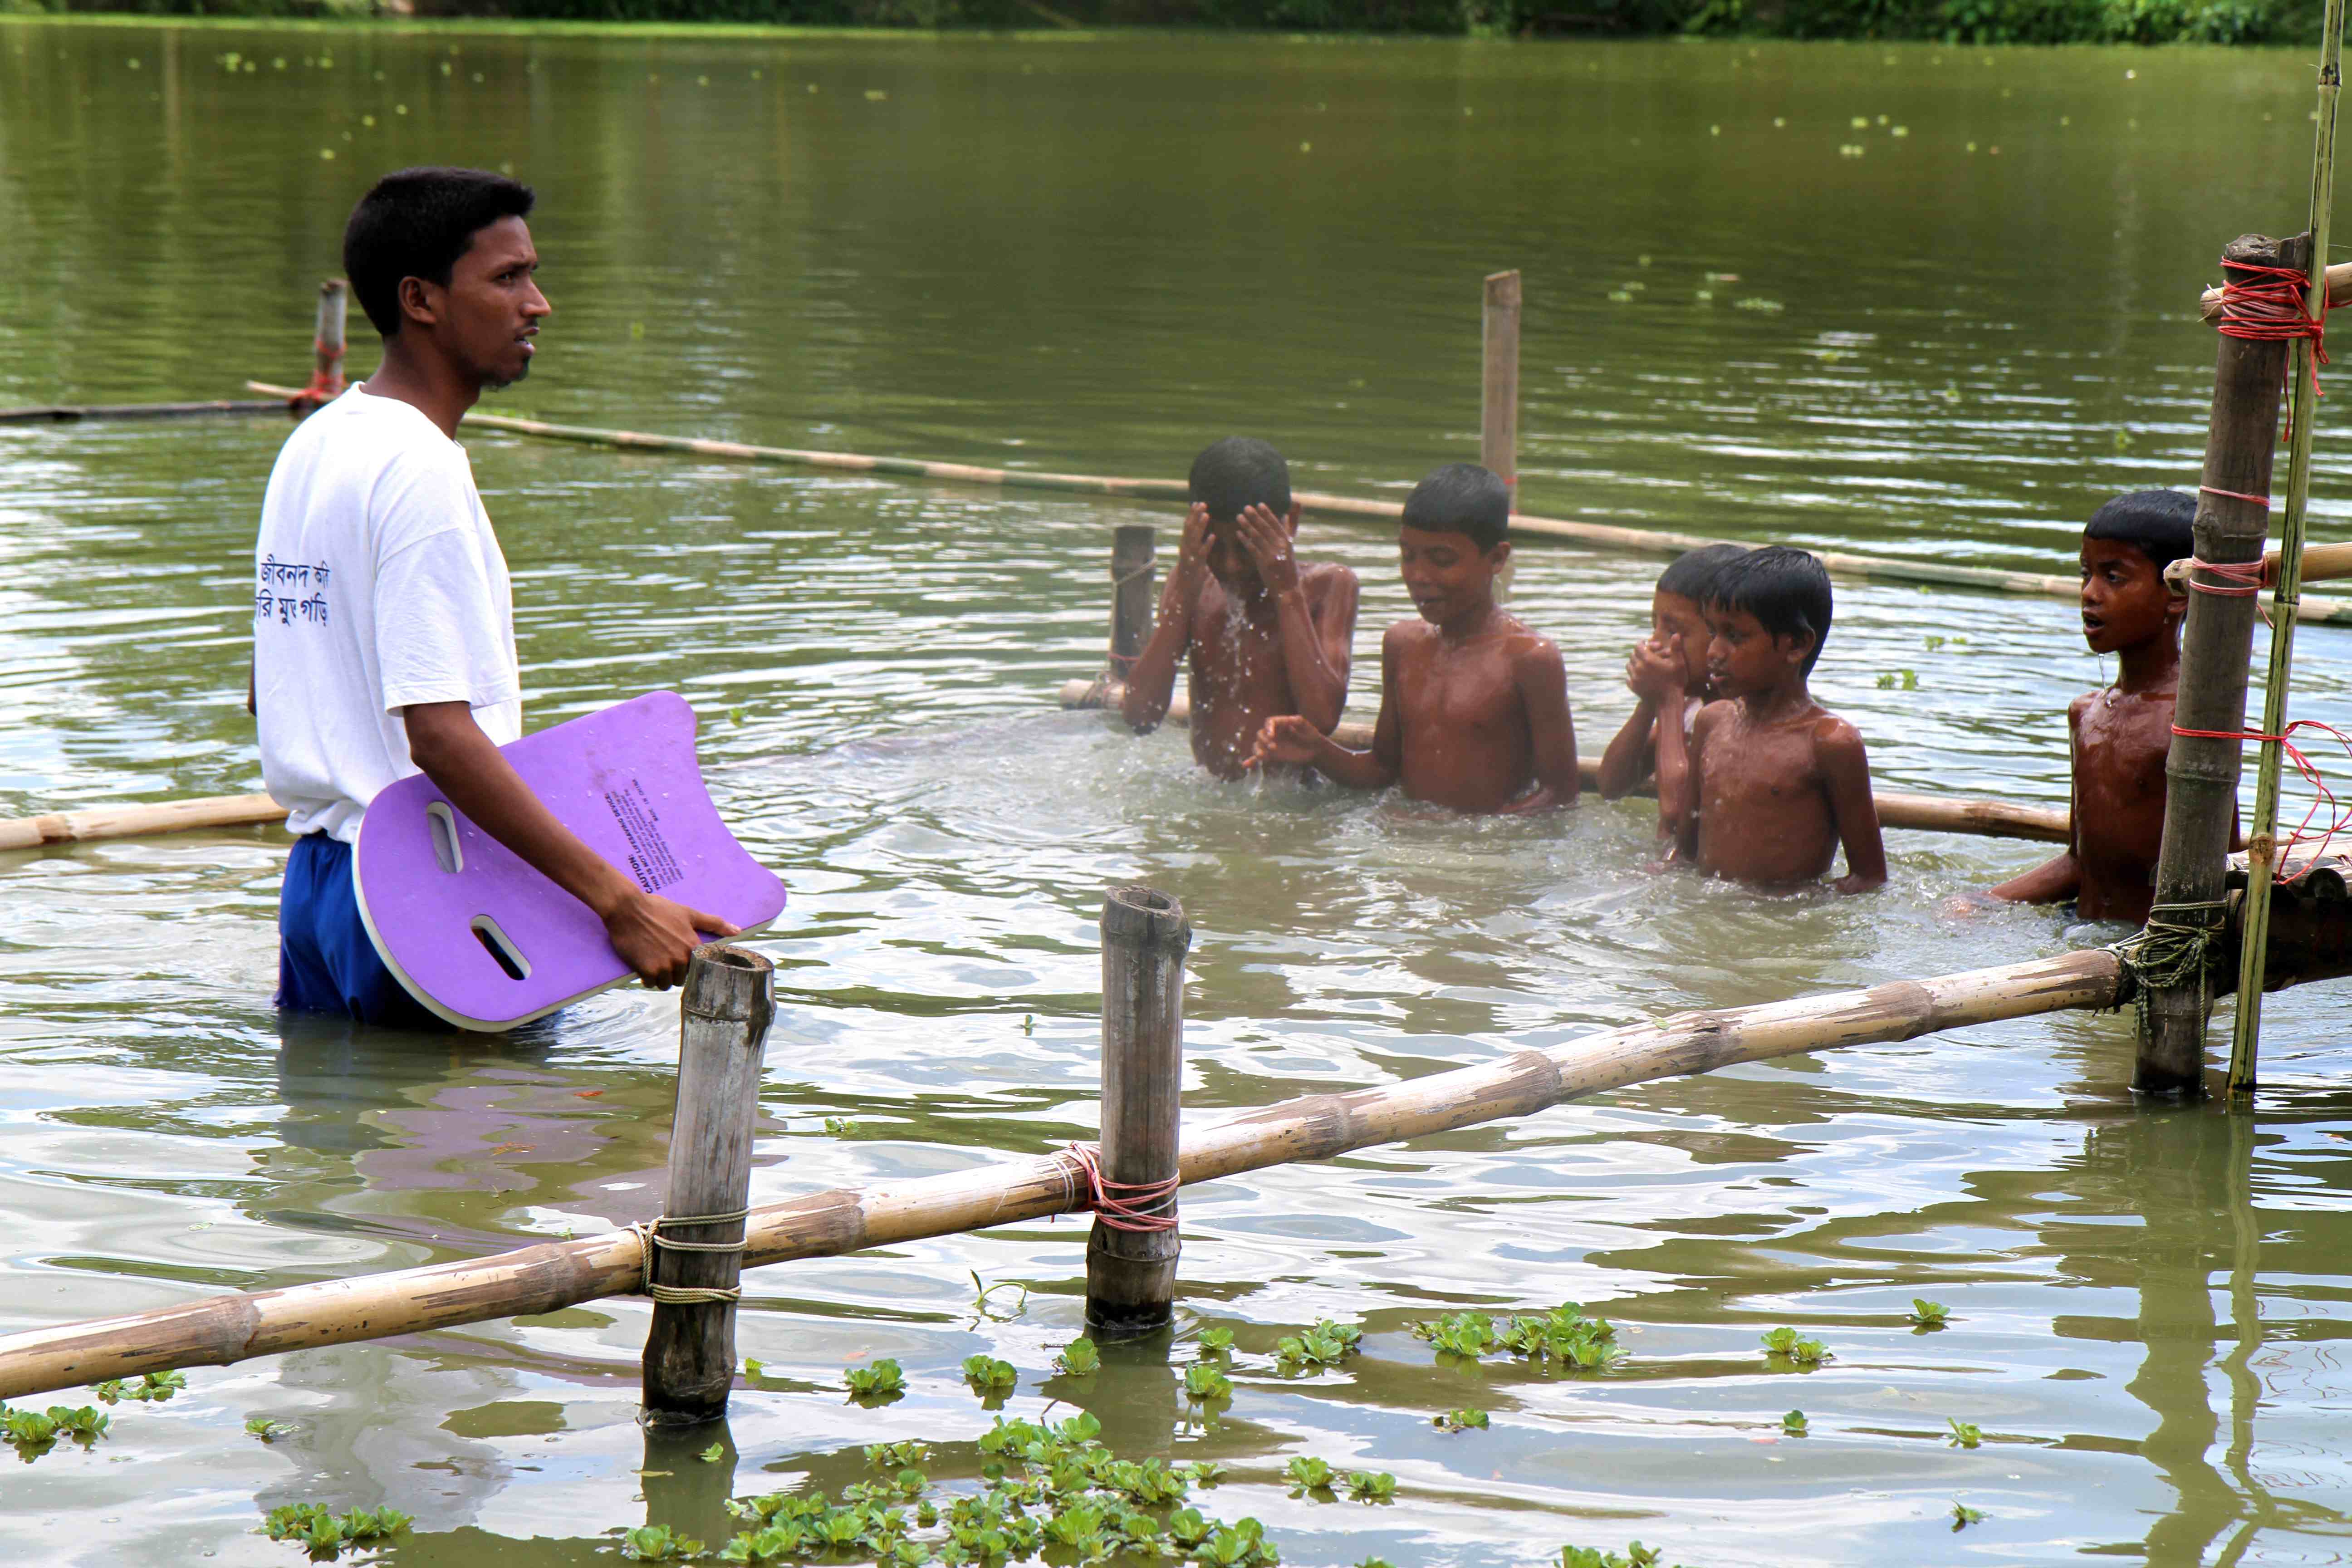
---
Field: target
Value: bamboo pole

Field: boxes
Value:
[0,793,284,853]
[240,382,2352,626]
[2231,9,2344,1099]
[1057,678,2072,844]
[0,400,289,425]
[305,279,349,406]
[642,946,775,1426]
[2138,231,2310,1099]
[2200,260,2352,323]
[1482,270,1521,492]
[1108,525,1156,683]
[0,949,2126,1401]
[1085,887,1189,1340]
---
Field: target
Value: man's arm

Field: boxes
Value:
[1120,505,1209,733]
[1504,638,1579,813]
[1597,642,1679,799]
[1236,505,1353,734]
[403,701,739,988]
[1820,720,1887,893]
[1248,628,1400,790]
[1988,697,2083,904]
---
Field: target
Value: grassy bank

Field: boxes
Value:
[5,0,2328,46]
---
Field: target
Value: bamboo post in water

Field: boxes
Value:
[2230,0,2344,1098]
[1109,525,1156,684]
[1482,270,1521,492]
[1085,887,1190,1341]
[2136,231,2310,1099]
[303,280,348,406]
[641,945,776,1426]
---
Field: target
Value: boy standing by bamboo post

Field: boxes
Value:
[1675,547,1886,891]
[1986,491,2206,924]
[251,167,735,1024]
[1597,543,1746,840]
[1247,464,1579,813]
[1119,438,1359,779]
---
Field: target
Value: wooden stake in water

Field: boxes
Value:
[1085,886,1189,1341]
[2230,0,2345,1099]
[2137,232,2309,1098]
[1481,270,1521,490]
[642,945,775,1426]
[308,279,348,404]
[1109,525,1156,682]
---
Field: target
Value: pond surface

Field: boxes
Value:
[8,17,2352,1566]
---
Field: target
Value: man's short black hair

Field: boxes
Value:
[1709,545,1835,676]
[1188,437,1291,523]
[1657,542,1746,603]
[343,167,537,338]
[2084,489,2197,576]
[1401,463,1509,551]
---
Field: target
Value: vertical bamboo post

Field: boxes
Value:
[1483,271,1522,602]
[2136,232,2311,1099]
[1085,886,1190,1341]
[642,945,775,1426]
[309,279,348,403]
[2229,0,2344,1098]
[1109,525,1157,683]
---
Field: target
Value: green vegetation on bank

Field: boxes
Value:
[4,0,2333,46]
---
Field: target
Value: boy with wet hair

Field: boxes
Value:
[1676,545,1886,891]
[1247,463,1579,814]
[1987,489,2203,923]
[1597,542,1747,839]
[1122,437,1359,779]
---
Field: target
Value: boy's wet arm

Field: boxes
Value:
[1818,719,1888,892]
[1517,638,1580,808]
[1281,566,1358,733]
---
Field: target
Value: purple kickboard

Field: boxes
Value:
[355,691,786,1031]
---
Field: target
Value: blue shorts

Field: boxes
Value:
[277,833,441,1029]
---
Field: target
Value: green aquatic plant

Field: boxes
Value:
[245,1417,294,1442]
[262,1504,412,1557]
[1951,1500,1985,1529]
[1182,1362,1233,1401]
[968,1272,1029,1321]
[741,1357,764,1378]
[1198,1518,1278,1567]
[619,1523,702,1561]
[1435,1407,1490,1432]
[1781,1409,1809,1437]
[133,1370,187,1401]
[1344,1470,1397,1502]
[844,1358,905,1399]
[1499,1304,1620,1370]
[1052,1338,1100,1376]
[1559,1544,1684,1568]
[1411,1309,1499,1359]
[960,1354,1018,1393]
[1284,1454,1336,1494]
[823,1117,860,1136]
[1760,1327,1830,1365]
[1275,1319,1361,1371]
[1196,1326,1235,1357]
[1947,1418,1983,1448]
[1909,1298,1951,1329]
[1876,668,1919,691]
[865,1440,931,1470]
[699,1441,726,1463]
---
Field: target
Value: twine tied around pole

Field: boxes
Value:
[1061,1142,1180,1234]
[2110,900,2227,1037]
[2213,260,2330,439]
[1106,562,1155,679]
[629,1208,751,1306]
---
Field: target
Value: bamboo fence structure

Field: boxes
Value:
[1058,679,2073,844]
[243,382,2352,627]
[0,792,284,852]
[0,947,2121,1401]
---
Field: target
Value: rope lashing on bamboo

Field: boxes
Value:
[2213,261,2330,437]
[2173,719,2352,878]
[2111,900,2227,1036]
[1062,1142,1180,1233]
[1107,561,1155,678]
[628,1206,752,1305]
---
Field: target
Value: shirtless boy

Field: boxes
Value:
[1597,542,1746,839]
[1987,490,2200,923]
[1676,546,1886,892]
[1120,437,1359,779]
[1247,464,1578,814]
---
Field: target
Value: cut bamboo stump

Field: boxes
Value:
[1085,887,1190,1341]
[1055,679,2072,844]
[0,948,2131,1401]
[306,279,348,406]
[1109,525,1156,682]
[2138,231,2308,1099]
[642,946,776,1426]
[0,793,284,852]
[243,381,2352,626]
[1483,270,1521,490]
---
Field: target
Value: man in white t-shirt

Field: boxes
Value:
[253,167,736,1024]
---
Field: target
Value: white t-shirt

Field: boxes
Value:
[252,385,522,844]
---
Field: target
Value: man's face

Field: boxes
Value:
[427,215,549,389]
[1397,524,1504,624]
[2079,536,2178,655]
[1705,603,1808,698]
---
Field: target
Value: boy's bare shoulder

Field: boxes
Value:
[1692,697,1735,739]
[2067,689,2097,725]
[1807,707,1870,763]
[1299,560,1360,593]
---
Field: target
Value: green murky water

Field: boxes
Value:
[8,19,2352,1566]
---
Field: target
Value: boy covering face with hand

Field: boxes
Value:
[1597,542,1747,840]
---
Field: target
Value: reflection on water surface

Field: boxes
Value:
[6,18,2352,1567]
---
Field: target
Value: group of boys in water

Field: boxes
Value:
[1120,437,2195,924]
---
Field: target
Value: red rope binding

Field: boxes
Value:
[1064,1142,1179,1233]
[2212,261,2329,439]
[2199,485,2271,509]
[2170,718,2352,877]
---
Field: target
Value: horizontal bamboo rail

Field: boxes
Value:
[1059,679,2073,844]
[244,382,2352,627]
[0,399,289,424]
[2167,539,2352,593]
[2199,260,2352,323]
[0,793,284,852]
[0,947,2122,1400]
